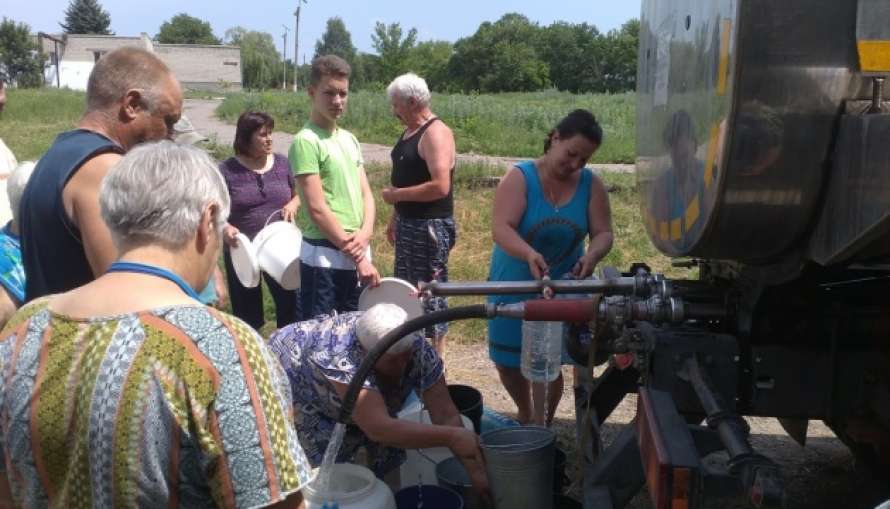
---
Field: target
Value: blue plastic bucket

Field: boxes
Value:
[479,406,519,434]
[395,485,463,509]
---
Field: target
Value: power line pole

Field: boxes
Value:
[281,25,290,91]
[293,0,306,92]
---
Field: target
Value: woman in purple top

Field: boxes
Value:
[221,111,301,330]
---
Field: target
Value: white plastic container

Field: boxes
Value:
[358,277,424,320]
[397,410,474,488]
[520,320,563,382]
[229,232,260,288]
[253,220,302,290]
[303,463,396,509]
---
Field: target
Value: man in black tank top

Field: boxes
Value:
[20,47,183,302]
[382,73,457,355]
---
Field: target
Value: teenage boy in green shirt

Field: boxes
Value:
[289,55,380,319]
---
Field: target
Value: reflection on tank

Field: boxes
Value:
[649,111,705,251]
[732,102,783,178]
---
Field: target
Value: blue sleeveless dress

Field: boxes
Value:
[487,161,592,368]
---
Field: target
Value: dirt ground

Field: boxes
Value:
[443,341,890,509]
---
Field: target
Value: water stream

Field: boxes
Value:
[316,422,347,497]
[317,308,432,508]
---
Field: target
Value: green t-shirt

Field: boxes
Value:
[289,122,365,240]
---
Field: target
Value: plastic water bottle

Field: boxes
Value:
[521,320,563,382]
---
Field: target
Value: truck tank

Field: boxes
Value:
[636,0,889,265]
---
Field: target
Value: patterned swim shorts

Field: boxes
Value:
[394,216,457,339]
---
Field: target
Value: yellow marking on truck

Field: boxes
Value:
[704,124,720,188]
[717,19,732,95]
[685,195,700,230]
[671,218,682,240]
[858,40,890,72]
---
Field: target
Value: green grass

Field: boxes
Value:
[216,89,636,163]
[0,88,85,161]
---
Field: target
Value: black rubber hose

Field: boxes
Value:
[337,304,492,424]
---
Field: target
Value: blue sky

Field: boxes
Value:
[7,1,642,59]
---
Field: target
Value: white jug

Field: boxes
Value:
[303,463,396,509]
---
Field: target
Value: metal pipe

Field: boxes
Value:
[420,277,640,297]
[685,302,728,320]
[684,357,752,458]
[868,77,885,114]
[685,357,787,507]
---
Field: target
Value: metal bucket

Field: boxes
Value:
[480,426,556,509]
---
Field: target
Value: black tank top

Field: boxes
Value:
[20,129,124,302]
[390,118,454,219]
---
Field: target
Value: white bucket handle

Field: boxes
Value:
[264,209,284,227]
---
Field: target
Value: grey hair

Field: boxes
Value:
[387,73,431,107]
[100,140,230,250]
[7,161,36,223]
[86,47,172,114]
[355,303,417,354]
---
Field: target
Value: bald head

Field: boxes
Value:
[83,47,183,149]
[86,47,176,113]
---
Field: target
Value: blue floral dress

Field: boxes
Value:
[268,312,444,477]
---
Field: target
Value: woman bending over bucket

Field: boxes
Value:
[268,303,489,498]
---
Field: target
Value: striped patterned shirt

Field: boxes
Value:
[0,299,313,508]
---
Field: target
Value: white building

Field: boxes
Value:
[38,33,242,92]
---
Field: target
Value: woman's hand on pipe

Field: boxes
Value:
[525,250,549,280]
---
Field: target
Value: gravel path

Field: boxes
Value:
[183,98,634,173]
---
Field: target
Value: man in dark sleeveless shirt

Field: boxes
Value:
[382,73,457,356]
[19,47,182,302]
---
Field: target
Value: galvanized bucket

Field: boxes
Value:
[480,426,556,509]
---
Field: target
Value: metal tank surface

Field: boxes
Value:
[637,0,873,263]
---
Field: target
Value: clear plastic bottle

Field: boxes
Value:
[521,320,563,382]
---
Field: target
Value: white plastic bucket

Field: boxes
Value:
[229,232,260,288]
[398,410,474,488]
[304,463,396,509]
[253,220,302,290]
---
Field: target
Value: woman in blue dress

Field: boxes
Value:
[488,109,614,425]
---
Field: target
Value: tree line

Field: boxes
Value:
[0,0,639,94]
[313,13,639,94]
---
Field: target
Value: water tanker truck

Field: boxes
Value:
[416,1,890,507]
